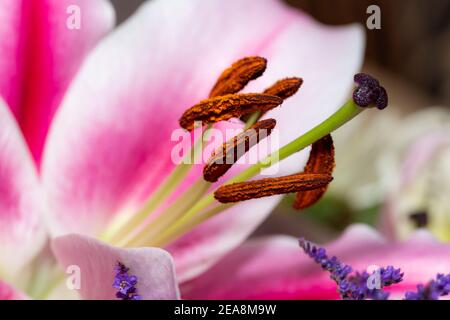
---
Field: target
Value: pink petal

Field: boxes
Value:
[51,234,180,300]
[41,0,364,241]
[0,279,27,300]
[182,224,450,300]
[0,0,115,164]
[0,99,46,280]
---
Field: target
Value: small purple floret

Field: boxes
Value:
[113,262,142,300]
[380,265,404,286]
[353,73,388,110]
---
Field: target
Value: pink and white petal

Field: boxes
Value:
[0,279,28,300]
[51,234,180,300]
[167,195,282,282]
[0,99,46,280]
[41,0,364,238]
[182,224,450,300]
[0,0,115,164]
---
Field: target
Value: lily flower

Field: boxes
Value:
[181,224,450,300]
[0,0,368,299]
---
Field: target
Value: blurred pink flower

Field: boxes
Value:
[182,224,450,300]
[0,0,364,299]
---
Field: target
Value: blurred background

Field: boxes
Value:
[111,0,450,107]
[111,0,450,243]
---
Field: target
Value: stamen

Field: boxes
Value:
[241,77,302,123]
[293,134,335,209]
[113,262,141,300]
[179,93,283,131]
[214,173,332,203]
[209,56,267,98]
[352,73,388,110]
[263,77,303,99]
[203,118,277,182]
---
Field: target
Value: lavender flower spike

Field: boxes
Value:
[405,274,450,300]
[299,238,403,300]
[299,238,352,283]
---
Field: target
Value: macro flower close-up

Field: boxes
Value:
[1,0,450,311]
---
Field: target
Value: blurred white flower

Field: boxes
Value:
[328,106,450,240]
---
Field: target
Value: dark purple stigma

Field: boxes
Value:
[352,73,388,110]
[113,262,142,300]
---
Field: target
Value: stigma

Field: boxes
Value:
[353,73,388,109]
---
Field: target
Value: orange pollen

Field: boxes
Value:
[214,173,333,203]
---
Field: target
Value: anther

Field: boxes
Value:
[294,134,335,210]
[209,56,267,98]
[263,77,303,99]
[203,119,277,182]
[214,173,333,203]
[179,93,282,131]
[241,77,303,122]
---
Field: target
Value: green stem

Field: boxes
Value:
[230,100,362,183]
[153,203,233,247]
[100,163,193,243]
[244,111,261,129]
[120,179,211,247]
[101,126,211,243]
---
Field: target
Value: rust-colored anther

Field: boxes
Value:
[209,57,267,98]
[203,119,277,183]
[179,93,283,131]
[214,173,333,203]
[293,134,335,210]
[263,77,303,99]
[241,77,303,122]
